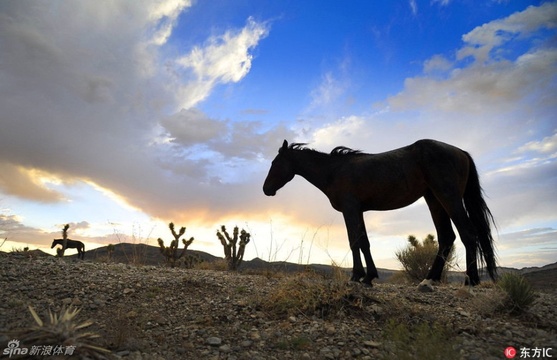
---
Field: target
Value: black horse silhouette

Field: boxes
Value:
[263,139,496,289]
[51,239,85,260]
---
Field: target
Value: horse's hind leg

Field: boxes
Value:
[437,195,481,285]
[419,192,456,291]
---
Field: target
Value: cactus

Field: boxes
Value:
[216,225,251,270]
[157,222,194,267]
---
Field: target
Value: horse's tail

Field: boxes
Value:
[463,152,497,280]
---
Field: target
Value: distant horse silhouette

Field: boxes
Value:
[263,139,497,289]
[51,239,85,260]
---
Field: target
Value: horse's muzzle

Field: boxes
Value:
[263,187,276,196]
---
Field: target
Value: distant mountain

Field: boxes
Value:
[69,242,220,266]
[3,243,555,290]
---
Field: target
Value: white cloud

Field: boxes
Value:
[458,2,557,63]
[311,116,367,148]
[384,4,557,159]
[516,130,557,155]
[309,72,347,109]
[0,1,280,225]
[160,108,226,146]
[431,0,451,6]
[175,17,269,108]
[148,0,192,45]
[409,0,418,16]
[391,47,557,116]
[423,54,452,74]
[0,163,66,203]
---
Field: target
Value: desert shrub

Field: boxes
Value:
[498,272,536,314]
[259,271,369,318]
[183,252,203,269]
[382,319,458,360]
[395,234,455,283]
[194,258,229,271]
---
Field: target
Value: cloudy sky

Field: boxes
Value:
[1,0,555,270]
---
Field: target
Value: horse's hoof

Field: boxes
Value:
[417,279,434,292]
[360,281,373,288]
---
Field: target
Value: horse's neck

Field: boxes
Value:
[293,151,334,194]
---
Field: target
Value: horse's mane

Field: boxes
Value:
[287,143,362,156]
[330,146,362,156]
[288,143,310,151]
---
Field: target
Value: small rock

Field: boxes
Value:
[363,340,381,348]
[206,337,222,346]
[417,284,434,293]
[459,310,471,317]
[219,344,231,352]
[123,288,134,294]
[62,297,72,305]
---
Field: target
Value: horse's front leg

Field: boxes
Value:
[343,210,378,286]
[343,211,365,282]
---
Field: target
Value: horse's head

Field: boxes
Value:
[263,140,295,196]
[51,239,57,248]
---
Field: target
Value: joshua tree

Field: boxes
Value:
[157,223,194,267]
[216,225,250,271]
[56,224,70,257]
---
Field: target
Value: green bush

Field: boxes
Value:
[498,272,536,314]
[395,234,455,283]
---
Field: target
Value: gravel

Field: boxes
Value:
[1,252,555,359]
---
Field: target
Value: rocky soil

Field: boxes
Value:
[1,252,556,360]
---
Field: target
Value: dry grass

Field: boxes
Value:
[257,270,372,319]
[382,319,458,360]
[469,273,537,316]
[193,258,229,271]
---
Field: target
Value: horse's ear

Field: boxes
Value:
[280,140,288,152]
